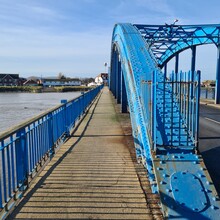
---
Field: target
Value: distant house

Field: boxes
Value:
[0,74,20,86]
[23,79,39,86]
[95,73,108,85]
[202,80,216,87]
[41,78,81,87]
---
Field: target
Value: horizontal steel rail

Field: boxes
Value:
[0,85,103,218]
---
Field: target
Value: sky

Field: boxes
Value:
[0,0,219,80]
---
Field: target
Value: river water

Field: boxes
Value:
[0,92,81,134]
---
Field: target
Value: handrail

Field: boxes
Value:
[0,85,103,218]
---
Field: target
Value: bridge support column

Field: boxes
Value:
[111,50,117,97]
[215,44,220,104]
[175,53,179,74]
[191,46,197,98]
[110,53,114,93]
[164,63,167,79]
[121,72,128,113]
[191,45,196,76]
[116,59,121,104]
[174,54,179,94]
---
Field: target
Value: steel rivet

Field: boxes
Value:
[211,205,216,210]
[160,181,166,185]
[212,197,217,201]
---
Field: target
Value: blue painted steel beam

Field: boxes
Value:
[215,44,220,104]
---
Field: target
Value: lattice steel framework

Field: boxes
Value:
[134,24,220,67]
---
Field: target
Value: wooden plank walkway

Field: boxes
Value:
[9,87,162,220]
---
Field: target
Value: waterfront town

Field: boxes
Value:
[0,72,216,89]
[0,72,109,88]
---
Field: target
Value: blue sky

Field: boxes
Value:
[0,0,219,79]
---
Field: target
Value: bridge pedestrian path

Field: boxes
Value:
[9,87,159,220]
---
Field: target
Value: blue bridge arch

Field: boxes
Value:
[110,23,220,219]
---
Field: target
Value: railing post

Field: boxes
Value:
[0,141,5,208]
[61,99,69,136]
[15,128,28,188]
[48,112,55,156]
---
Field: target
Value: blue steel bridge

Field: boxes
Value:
[1,23,220,220]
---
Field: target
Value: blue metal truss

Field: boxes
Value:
[134,24,220,67]
[110,23,220,219]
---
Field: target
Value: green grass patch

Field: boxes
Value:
[0,86,42,93]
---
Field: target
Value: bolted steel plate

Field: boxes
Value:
[170,171,208,212]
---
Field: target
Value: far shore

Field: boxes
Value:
[0,86,95,93]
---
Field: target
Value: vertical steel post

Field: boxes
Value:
[121,72,127,113]
[0,144,3,208]
[164,62,167,79]
[175,54,179,94]
[215,44,220,104]
[110,51,113,92]
[195,70,201,149]
[116,60,121,104]
[115,53,118,99]
[152,70,157,150]
[15,128,27,187]
[175,53,179,74]
[191,45,196,74]
[110,50,116,96]
[191,46,196,98]
[113,50,117,97]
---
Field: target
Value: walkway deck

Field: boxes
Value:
[9,87,161,220]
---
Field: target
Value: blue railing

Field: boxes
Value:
[0,85,103,217]
[140,70,200,153]
[154,70,200,151]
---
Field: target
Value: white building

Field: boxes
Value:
[41,78,81,87]
[88,82,97,87]
[95,73,108,85]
